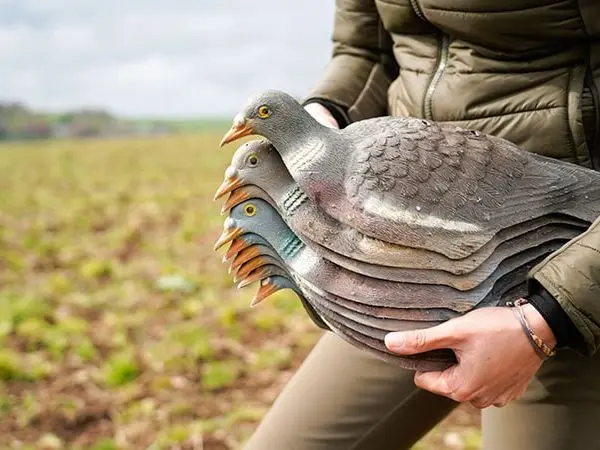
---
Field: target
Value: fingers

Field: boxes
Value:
[414,369,525,409]
[389,308,539,410]
[471,398,494,409]
[516,383,529,399]
[413,370,449,396]
[478,383,529,409]
[385,321,460,356]
[413,367,464,402]
[491,383,529,408]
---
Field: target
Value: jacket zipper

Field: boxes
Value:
[424,34,449,120]
[408,0,449,120]
[409,0,426,21]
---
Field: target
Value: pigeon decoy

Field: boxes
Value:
[220,90,600,259]
[224,233,289,284]
[226,242,459,322]
[246,273,453,370]
[224,183,583,290]
[218,230,330,330]
[221,242,457,369]
[218,209,548,371]
[215,198,567,314]
[238,264,288,288]
[224,232,275,261]
[216,140,589,281]
[233,255,282,283]
[250,275,331,332]
[228,244,280,273]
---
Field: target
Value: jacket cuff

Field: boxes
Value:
[525,281,584,349]
[527,217,600,356]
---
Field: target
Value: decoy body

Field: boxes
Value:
[221,91,600,259]
[213,90,600,370]
[217,198,566,310]
[216,199,561,370]
[217,140,587,290]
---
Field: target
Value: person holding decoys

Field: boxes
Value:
[220,1,600,449]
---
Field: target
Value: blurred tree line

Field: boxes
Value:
[0,102,176,141]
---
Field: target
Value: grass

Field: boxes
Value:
[0,133,480,449]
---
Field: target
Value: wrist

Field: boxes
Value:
[521,302,557,349]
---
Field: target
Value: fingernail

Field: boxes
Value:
[385,333,403,350]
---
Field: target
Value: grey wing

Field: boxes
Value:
[345,118,533,227]
[340,117,598,257]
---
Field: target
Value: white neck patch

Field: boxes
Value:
[289,248,319,276]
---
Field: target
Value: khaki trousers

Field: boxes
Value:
[244,332,600,450]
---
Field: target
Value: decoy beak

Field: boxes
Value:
[237,266,271,288]
[221,189,251,214]
[220,118,253,147]
[214,227,243,251]
[251,278,280,307]
[225,238,250,261]
[232,267,244,283]
[231,259,255,282]
[214,177,244,201]
[235,256,270,280]
[230,246,262,270]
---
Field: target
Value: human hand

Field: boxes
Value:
[304,102,339,129]
[385,303,557,409]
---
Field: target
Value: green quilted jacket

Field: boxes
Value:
[305,0,600,354]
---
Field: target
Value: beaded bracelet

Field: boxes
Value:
[506,298,556,360]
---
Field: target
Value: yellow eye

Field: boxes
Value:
[247,153,259,167]
[258,105,270,119]
[244,203,257,217]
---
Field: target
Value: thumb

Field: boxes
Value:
[385,322,460,355]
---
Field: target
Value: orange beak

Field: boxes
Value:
[220,119,254,147]
[224,237,251,261]
[237,266,272,288]
[214,177,244,201]
[231,246,263,271]
[214,227,243,251]
[251,278,280,307]
[234,256,270,281]
[221,189,251,214]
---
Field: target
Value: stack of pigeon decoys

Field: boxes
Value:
[213,89,600,371]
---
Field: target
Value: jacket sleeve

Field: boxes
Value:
[528,216,600,355]
[303,0,398,124]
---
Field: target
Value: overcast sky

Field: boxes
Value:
[0,0,335,117]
